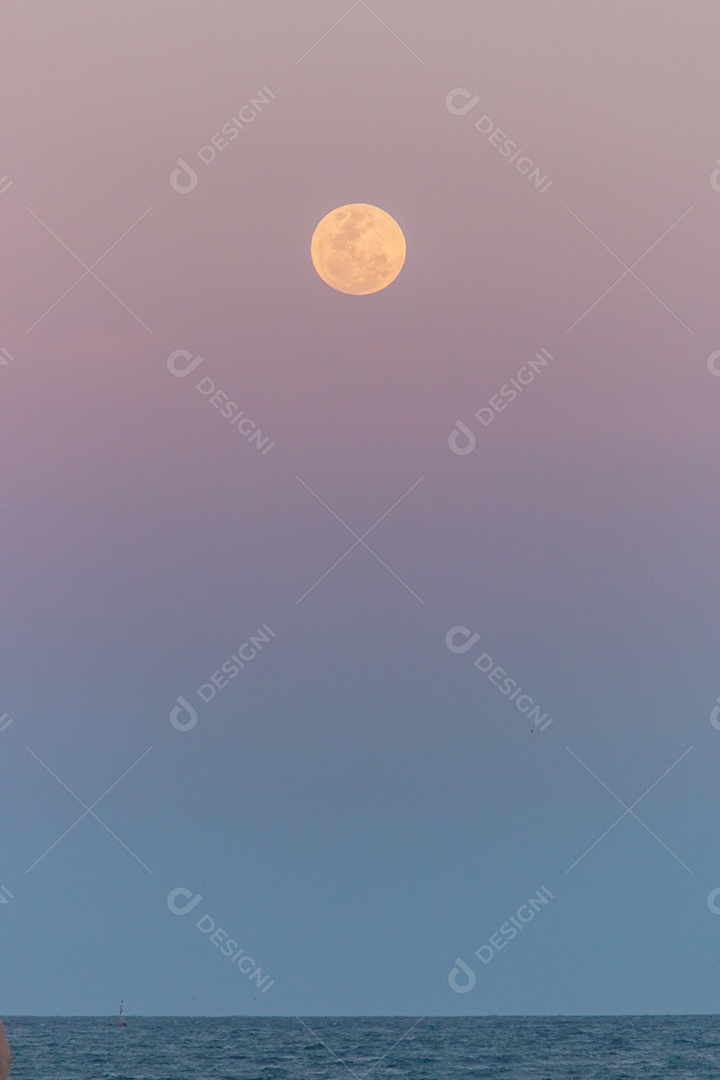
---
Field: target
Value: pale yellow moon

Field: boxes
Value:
[310,204,406,295]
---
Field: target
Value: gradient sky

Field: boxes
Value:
[2,0,720,1018]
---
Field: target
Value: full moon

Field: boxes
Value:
[310,204,406,295]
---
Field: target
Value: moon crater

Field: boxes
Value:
[311,204,406,296]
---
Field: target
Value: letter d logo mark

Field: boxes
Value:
[711,160,720,193]
[448,957,476,993]
[167,887,203,915]
[170,695,198,731]
[170,158,198,194]
[167,350,204,379]
[448,420,476,456]
[445,626,481,654]
[710,697,720,730]
[445,89,481,116]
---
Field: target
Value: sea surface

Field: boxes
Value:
[5,1015,720,1080]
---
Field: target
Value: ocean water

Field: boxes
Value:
[5,1015,720,1080]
